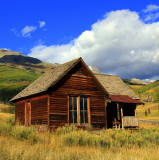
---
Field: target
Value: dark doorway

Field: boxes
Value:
[107,102,121,128]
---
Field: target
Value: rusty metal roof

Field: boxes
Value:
[110,95,144,104]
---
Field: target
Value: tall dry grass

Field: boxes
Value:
[0,133,159,160]
[0,113,159,160]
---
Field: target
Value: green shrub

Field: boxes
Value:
[145,110,148,116]
[8,105,15,114]
[60,129,159,148]
[6,116,15,126]
[61,130,112,148]
[55,124,78,135]
[85,124,92,131]
[148,108,151,114]
[12,127,40,144]
[0,124,12,136]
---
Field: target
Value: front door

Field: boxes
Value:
[25,102,31,126]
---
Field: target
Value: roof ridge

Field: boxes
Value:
[10,57,82,102]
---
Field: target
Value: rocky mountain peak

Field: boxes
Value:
[0,49,22,58]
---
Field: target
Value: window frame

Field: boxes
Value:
[69,96,78,124]
[68,95,90,125]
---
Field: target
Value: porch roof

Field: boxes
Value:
[110,95,144,104]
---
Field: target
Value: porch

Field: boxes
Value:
[112,116,139,129]
[107,101,140,129]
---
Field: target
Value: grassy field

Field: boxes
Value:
[129,84,144,90]
[0,111,159,160]
[0,66,41,102]
[136,102,159,121]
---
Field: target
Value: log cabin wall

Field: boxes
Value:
[15,100,25,125]
[15,94,48,126]
[30,94,48,125]
[49,62,106,129]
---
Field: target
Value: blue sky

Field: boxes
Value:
[0,0,159,80]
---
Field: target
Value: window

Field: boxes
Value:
[69,96,90,125]
[69,97,77,124]
[80,97,88,124]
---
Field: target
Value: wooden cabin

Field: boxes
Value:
[94,74,143,129]
[10,57,143,130]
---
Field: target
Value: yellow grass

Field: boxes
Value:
[139,122,159,129]
[129,85,143,90]
[0,108,159,160]
[136,102,159,121]
[0,135,159,160]
[0,112,14,125]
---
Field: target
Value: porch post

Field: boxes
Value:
[121,107,124,129]
[48,93,50,129]
[135,105,137,116]
[105,101,107,129]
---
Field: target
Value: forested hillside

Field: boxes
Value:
[134,81,159,102]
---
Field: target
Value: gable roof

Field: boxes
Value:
[10,58,108,102]
[10,58,81,102]
[94,73,139,99]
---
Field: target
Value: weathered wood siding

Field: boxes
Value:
[15,100,25,125]
[49,62,106,129]
[123,116,139,127]
[30,95,48,125]
[15,94,48,125]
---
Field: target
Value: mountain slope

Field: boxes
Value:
[0,65,42,103]
[0,49,56,102]
[134,80,159,102]
[0,49,55,73]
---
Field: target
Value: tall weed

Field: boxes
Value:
[60,128,159,148]
[12,126,40,144]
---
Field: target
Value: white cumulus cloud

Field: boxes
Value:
[29,9,159,80]
[21,26,37,37]
[39,21,46,28]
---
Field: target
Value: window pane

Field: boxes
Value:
[69,97,72,110]
[69,111,73,123]
[80,111,84,123]
[84,98,87,110]
[73,97,77,110]
[74,111,77,123]
[85,111,88,123]
[80,97,83,111]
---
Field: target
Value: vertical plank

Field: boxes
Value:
[135,105,137,116]
[25,101,27,125]
[121,107,124,129]
[87,97,91,124]
[67,96,69,124]
[77,96,80,125]
[105,101,107,129]
[28,102,31,126]
[48,94,50,129]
